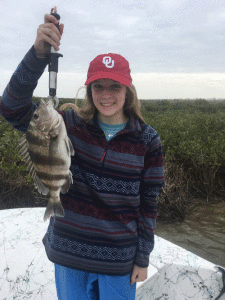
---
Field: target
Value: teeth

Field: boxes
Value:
[101,103,115,107]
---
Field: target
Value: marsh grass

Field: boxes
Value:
[1,97,225,222]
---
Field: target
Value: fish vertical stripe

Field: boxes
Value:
[36,172,69,181]
[28,151,67,166]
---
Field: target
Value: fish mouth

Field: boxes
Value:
[35,118,52,125]
[37,118,54,131]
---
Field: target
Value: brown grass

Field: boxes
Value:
[1,161,224,223]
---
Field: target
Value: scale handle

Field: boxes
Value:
[48,10,63,98]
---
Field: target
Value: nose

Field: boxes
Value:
[101,89,111,99]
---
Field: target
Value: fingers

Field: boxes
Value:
[135,273,147,282]
[38,23,61,49]
[44,23,61,42]
[130,265,148,285]
[34,25,59,56]
[44,13,59,25]
[130,267,139,285]
[44,13,64,32]
[43,21,62,38]
[34,10,64,57]
[130,272,137,285]
[59,23,64,35]
[131,273,146,285]
[51,6,57,14]
[44,13,64,35]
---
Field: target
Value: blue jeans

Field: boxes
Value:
[55,264,136,300]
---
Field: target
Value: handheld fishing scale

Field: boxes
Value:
[46,7,63,108]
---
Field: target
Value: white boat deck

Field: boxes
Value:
[136,236,225,299]
[0,208,224,300]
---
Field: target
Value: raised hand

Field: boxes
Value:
[34,8,64,57]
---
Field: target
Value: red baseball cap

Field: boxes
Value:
[85,53,132,87]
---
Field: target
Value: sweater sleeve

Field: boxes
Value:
[134,127,165,268]
[0,46,48,132]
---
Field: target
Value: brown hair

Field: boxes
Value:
[78,83,145,124]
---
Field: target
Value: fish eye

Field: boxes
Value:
[33,113,39,120]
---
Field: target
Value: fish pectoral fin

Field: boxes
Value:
[34,174,49,195]
[64,137,75,156]
[60,172,73,194]
[68,137,75,156]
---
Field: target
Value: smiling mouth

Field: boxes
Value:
[101,102,116,107]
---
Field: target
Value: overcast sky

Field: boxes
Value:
[0,0,224,99]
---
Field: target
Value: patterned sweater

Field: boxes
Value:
[0,46,165,276]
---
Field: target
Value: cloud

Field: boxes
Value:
[132,73,225,99]
[0,0,225,99]
[0,67,225,100]
[115,15,140,28]
[160,0,181,9]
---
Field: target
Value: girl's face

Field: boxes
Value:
[91,79,128,124]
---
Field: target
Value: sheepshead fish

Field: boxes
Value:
[18,98,75,221]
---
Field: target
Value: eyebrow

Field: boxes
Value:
[93,80,119,84]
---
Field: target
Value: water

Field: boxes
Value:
[155,201,225,268]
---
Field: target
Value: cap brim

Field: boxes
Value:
[85,72,132,87]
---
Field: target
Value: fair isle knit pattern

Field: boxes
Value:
[0,46,165,276]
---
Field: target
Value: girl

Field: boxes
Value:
[0,11,164,300]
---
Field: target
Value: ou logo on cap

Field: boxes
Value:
[102,56,114,68]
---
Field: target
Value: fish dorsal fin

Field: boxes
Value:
[18,134,49,195]
[40,99,47,106]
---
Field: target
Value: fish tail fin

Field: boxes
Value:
[43,198,65,221]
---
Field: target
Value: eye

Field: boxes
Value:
[93,84,104,91]
[33,113,39,120]
[111,84,121,91]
